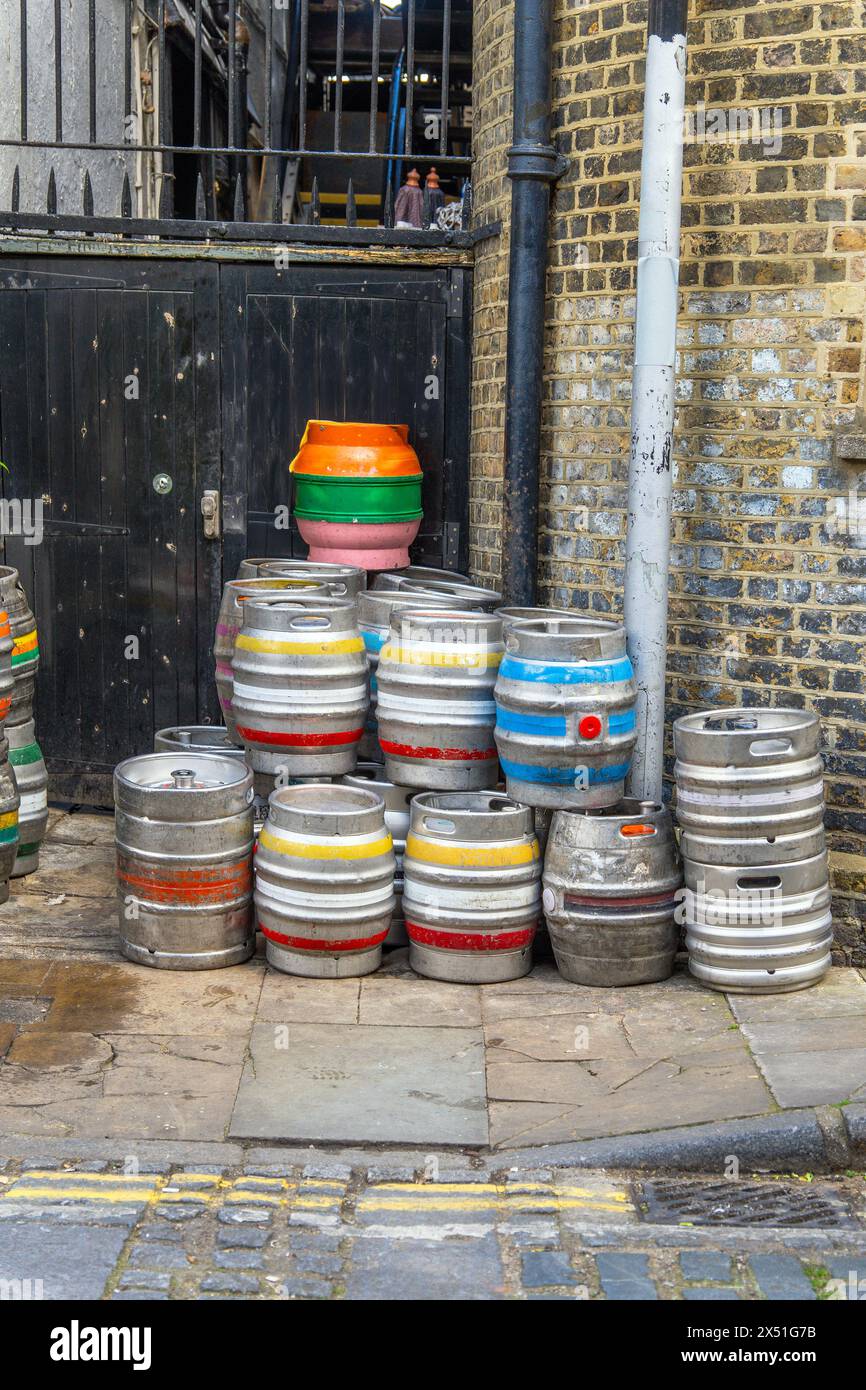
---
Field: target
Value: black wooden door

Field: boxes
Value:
[0,259,222,802]
[220,263,470,579]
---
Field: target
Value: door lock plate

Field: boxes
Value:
[201,489,221,539]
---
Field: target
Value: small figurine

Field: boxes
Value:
[394,168,424,229]
[425,167,445,227]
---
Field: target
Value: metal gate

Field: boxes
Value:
[0,248,472,803]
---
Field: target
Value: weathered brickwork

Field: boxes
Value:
[470,0,866,959]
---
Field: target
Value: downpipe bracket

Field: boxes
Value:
[507,142,570,183]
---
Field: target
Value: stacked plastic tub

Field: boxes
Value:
[674,708,832,994]
[290,421,424,570]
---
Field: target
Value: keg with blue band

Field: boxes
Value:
[494,615,638,810]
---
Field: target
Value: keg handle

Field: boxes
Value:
[748,737,793,758]
[289,615,331,630]
[736,873,782,890]
[422,816,456,835]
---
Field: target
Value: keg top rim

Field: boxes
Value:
[242,595,357,619]
[582,797,665,820]
[389,607,503,629]
[507,615,625,639]
[269,782,386,817]
[399,577,502,603]
[412,790,528,817]
[259,559,365,576]
[673,706,820,759]
[496,605,575,623]
[154,725,241,753]
[226,576,329,595]
[115,751,251,791]
[359,588,479,618]
[675,706,818,733]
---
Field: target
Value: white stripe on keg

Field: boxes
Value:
[255,883,393,910]
[262,827,389,851]
[404,881,540,912]
[232,679,368,706]
[677,779,824,807]
[376,691,496,716]
[17,791,47,816]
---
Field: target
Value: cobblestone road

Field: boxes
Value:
[0,1163,864,1301]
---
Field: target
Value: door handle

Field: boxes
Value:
[201,489,220,539]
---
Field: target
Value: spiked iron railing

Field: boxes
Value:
[0,0,481,247]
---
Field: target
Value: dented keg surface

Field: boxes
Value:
[231,598,368,777]
[673,708,825,867]
[357,587,485,762]
[397,577,502,611]
[376,609,504,790]
[684,852,832,995]
[343,763,414,946]
[494,616,637,811]
[258,559,366,600]
[0,566,38,726]
[214,577,329,743]
[403,791,542,983]
[114,753,255,970]
[372,566,473,592]
[7,718,48,877]
[0,733,21,903]
[542,800,683,987]
[255,783,396,978]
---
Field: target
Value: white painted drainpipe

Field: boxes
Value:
[624,0,689,803]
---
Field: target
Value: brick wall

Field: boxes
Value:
[470,0,866,960]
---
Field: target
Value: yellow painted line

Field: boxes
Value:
[235,633,364,655]
[2,1185,161,1204]
[370,1181,628,1200]
[259,828,393,860]
[0,810,18,830]
[405,835,540,869]
[10,1170,160,1185]
[356,1197,629,1214]
[381,644,502,669]
[13,629,38,653]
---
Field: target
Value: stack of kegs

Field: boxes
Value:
[0,568,44,878]
[673,708,832,995]
[0,607,19,900]
[492,613,679,987]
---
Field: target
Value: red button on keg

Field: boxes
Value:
[578,715,602,740]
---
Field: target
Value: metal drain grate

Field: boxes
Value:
[638,1179,856,1229]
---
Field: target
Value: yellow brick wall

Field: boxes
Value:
[470,0,866,958]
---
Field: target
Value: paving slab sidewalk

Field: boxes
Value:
[0,808,865,1164]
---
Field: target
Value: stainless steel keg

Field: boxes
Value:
[255,782,395,977]
[215,576,329,742]
[494,615,637,810]
[114,752,255,969]
[673,708,825,866]
[231,597,368,776]
[403,790,541,982]
[543,799,683,986]
[376,608,503,790]
[683,852,832,994]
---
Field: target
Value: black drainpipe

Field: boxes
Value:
[501,0,564,606]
